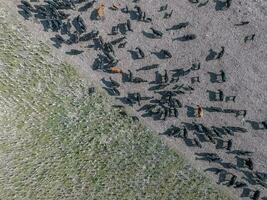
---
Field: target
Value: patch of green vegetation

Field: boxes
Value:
[0,8,233,200]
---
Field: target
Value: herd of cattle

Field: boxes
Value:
[18,0,266,199]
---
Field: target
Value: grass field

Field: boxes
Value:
[0,8,233,200]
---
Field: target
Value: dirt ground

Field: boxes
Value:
[3,0,267,199]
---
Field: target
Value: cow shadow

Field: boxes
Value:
[206,49,218,61]
[142,31,156,39]
[207,90,218,101]
[214,0,231,11]
[127,50,140,60]
[185,105,195,117]
[246,120,266,130]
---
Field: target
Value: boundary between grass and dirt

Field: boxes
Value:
[0,3,236,200]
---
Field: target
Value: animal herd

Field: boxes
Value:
[18,0,266,199]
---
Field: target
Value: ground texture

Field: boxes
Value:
[0,6,233,200]
[7,0,267,198]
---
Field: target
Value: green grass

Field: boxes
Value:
[0,8,233,200]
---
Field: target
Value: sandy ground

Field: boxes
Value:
[3,0,267,199]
